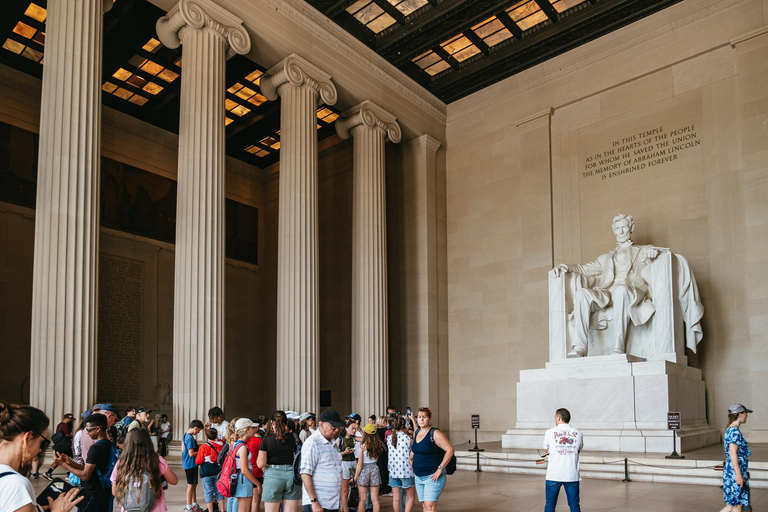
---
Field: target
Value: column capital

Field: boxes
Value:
[336,100,401,143]
[260,54,337,106]
[156,0,251,57]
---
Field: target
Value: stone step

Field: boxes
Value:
[455,449,768,488]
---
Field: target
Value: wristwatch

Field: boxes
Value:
[437,465,443,470]
[310,498,318,503]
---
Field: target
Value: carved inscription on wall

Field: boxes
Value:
[98,254,143,403]
[581,124,700,181]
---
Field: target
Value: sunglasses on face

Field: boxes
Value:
[86,426,101,432]
[39,437,51,452]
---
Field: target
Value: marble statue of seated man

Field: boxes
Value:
[549,214,663,357]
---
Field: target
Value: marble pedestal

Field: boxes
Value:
[502,354,720,453]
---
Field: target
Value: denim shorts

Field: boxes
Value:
[414,473,446,502]
[201,474,223,503]
[262,465,301,502]
[233,472,254,498]
[389,476,415,489]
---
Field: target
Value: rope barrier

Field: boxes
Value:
[457,451,727,476]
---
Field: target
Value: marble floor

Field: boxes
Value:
[33,466,766,512]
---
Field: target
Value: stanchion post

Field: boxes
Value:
[623,457,631,482]
[476,451,481,472]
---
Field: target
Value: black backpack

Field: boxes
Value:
[292,438,303,485]
[423,428,457,476]
[216,442,230,466]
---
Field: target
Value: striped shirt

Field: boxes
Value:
[300,430,343,509]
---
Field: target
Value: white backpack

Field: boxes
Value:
[122,472,156,512]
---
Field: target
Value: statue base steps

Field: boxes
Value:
[502,354,721,453]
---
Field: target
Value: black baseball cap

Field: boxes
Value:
[319,409,345,427]
[136,406,152,414]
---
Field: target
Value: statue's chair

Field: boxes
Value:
[548,251,686,362]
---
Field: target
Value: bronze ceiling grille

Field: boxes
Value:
[307,0,684,103]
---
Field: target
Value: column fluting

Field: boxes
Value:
[157,0,250,436]
[336,101,401,416]
[261,55,337,413]
[29,0,113,422]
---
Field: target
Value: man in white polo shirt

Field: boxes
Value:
[300,409,345,512]
[543,408,584,512]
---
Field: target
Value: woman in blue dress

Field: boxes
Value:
[720,403,752,512]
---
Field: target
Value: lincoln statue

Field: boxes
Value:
[549,214,663,357]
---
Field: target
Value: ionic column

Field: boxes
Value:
[336,101,401,416]
[260,55,337,413]
[157,0,250,436]
[29,0,112,423]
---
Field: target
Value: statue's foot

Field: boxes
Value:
[612,348,625,355]
[568,346,586,357]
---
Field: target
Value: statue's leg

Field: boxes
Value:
[570,289,592,357]
[611,286,632,354]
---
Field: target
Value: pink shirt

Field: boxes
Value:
[110,455,169,512]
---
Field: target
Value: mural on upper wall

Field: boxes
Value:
[0,120,258,265]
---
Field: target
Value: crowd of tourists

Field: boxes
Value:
[0,399,755,512]
[0,402,455,512]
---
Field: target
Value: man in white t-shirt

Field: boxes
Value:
[543,408,583,512]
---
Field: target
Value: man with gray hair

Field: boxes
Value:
[550,214,662,356]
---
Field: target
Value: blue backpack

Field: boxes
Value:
[94,439,118,489]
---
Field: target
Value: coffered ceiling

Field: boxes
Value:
[0,0,682,168]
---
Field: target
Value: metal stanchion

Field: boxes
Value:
[622,457,631,482]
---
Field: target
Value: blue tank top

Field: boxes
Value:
[411,428,443,477]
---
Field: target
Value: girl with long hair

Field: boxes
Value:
[257,411,301,512]
[111,427,177,512]
[338,419,358,512]
[354,424,384,512]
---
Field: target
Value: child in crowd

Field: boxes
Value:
[355,423,384,512]
[206,407,229,441]
[227,418,263,512]
[246,421,264,512]
[183,419,204,512]
[196,428,225,512]
[339,419,359,512]
[111,427,178,512]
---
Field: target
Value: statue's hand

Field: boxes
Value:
[643,246,665,261]
[549,264,569,278]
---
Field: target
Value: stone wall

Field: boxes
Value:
[445,0,768,443]
[0,63,265,420]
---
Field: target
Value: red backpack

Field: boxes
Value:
[216,441,246,498]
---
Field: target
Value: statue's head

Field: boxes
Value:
[612,214,634,243]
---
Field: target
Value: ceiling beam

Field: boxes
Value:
[534,0,559,23]
[378,0,510,65]
[432,44,460,70]
[332,11,377,47]
[432,0,681,101]
[462,30,490,56]
[311,0,358,19]
[496,10,523,40]
[370,0,406,25]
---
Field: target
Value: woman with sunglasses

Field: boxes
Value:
[0,402,83,512]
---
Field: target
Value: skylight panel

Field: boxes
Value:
[507,1,548,31]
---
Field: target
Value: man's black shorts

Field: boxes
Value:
[185,467,199,485]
